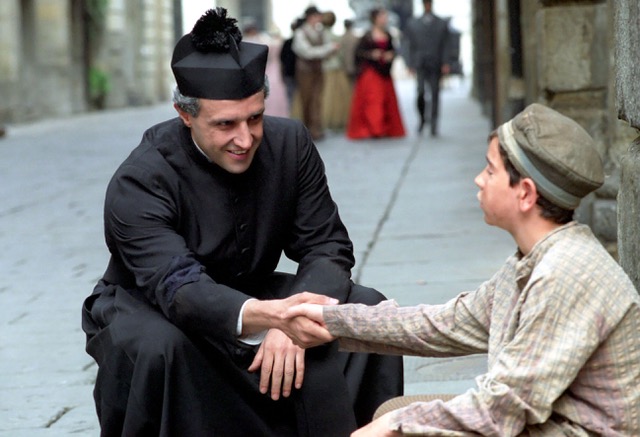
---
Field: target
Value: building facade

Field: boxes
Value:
[3,0,638,288]
[0,0,175,123]
[614,0,640,290]
[471,0,639,269]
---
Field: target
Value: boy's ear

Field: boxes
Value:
[519,178,539,212]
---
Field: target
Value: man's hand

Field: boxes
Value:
[243,292,337,348]
[248,329,304,400]
[282,302,334,348]
[351,413,400,437]
[283,302,335,348]
[285,302,324,324]
[242,292,338,399]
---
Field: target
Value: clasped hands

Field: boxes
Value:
[242,292,339,400]
[243,294,398,436]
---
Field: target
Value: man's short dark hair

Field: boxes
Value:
[173,77,270,118]
[490,131,574,225]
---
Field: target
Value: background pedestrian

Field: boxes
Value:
[292,5,339,141]
[321,11,353,132]
[346,8,405,140]
[243,18,288,117]
[404,0,450,136]
[279,19,302,115]
[340,19,360,84]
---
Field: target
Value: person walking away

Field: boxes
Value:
[292,6,339,141]
[404,0,450,136]
[346,8,405,140]
[340,19,360,85]
[242,18,288,117]
[321,11,353,132]
[279,19,302,115]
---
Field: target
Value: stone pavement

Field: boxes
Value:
[0,78,514,435]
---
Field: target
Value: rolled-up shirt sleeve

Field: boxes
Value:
[324,274,607,435]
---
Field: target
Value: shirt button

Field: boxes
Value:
[241,247,249,255]
[239,223,247,231]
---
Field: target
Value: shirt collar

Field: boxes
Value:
[191,137,211,162]
[513,221,581,284]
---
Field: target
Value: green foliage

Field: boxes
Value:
[85,0,110,109]
[86,0,109,40]
[88,67,110,108]
[86,0,109,23]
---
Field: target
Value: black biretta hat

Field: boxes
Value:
[171,8,268,100]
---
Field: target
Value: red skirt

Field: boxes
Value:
[346,67,406,139]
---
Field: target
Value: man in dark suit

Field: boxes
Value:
[279,18,303,111]
[81,8,402,437]
[404,0,450,136]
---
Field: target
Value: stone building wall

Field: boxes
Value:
[477,0,639,284]
[0,0,23,123]
[0,0,81,121]
[102,0,174,108]
[520,0,627,251]
[614,0,640,290]
[476,0,636,255]
[0,0,175,124]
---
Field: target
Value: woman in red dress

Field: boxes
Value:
[346,8,406,139]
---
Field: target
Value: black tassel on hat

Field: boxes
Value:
[171,8,268,100]
[190,7,242,53]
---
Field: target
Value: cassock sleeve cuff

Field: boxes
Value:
[236,298,267,345]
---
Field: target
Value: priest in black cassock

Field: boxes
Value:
[81,8,403,437]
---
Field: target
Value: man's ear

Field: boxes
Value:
[174,103,192,127]
[519,178,539,212]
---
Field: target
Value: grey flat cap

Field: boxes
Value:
[497,103,604,210]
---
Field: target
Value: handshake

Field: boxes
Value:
[242,292,340,348]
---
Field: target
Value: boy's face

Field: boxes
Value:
[474,137,520,231]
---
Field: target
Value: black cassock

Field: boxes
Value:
[82,116,403,436]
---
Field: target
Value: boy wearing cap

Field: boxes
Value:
[81,8,402,437]
[287,103,640,435]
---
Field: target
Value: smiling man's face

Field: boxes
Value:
[176,91,265,174]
